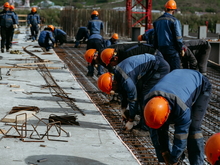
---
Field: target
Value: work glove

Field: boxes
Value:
[13,24,18,29]
[53,43,57,48]
[180,50,185,57]
[38,24,41,28]
[120,108,127,119]
[29,24,32,27]
[124,121,134,131]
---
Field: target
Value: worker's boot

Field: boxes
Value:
[6,49,9,52]
[1,48,4,53]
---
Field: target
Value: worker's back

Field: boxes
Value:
[153,12,182,55]
[87,15,103,35]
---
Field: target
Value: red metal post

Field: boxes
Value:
[126,0,132,35]
[126,0,152,34]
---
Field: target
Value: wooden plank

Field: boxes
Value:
[18,20,27,23]
[17,14,27,17]
[0,65,61,69]
[16,62,53,66]
[1,111,37,123]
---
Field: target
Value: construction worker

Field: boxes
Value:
[138,29,154,45]
[101,43,158,67]
[86,33,105,76]
[38,26,55,52]
[143,69,212,164]
[98,52,170,131]
[205,133,220,165]
[87,10,104,35]
[153,0,184,71]
[27,7,40,41]
[51,26,67,46]
[105,33,118,47]
[75,26,90,48]
[9,5,18,48]
[0,2,18,53]
[85,43,158,71]
[182,39,211,76]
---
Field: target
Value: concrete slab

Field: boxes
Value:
[0,27,139,165]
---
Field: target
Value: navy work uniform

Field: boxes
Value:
[114,53,170,130]
[87,34,105,76]
[183,39,211,75]
[87,15,104,35]
[153,12,183,71]
[10,11,18,47]
[75,26,90,48]
[144,69,212,164]
[104,38,118,47]
[27,11,40,41]
[38,28,55,51]
[140,29,154,45]
[0,10,17,51]
[54,28,67,46]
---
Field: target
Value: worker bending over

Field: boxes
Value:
[153,0,184,71]
[98,52,170,131]
[138,29,154,45]
[38,26,55,52]
[85,43,158,73]
[144,69,212,164]
[75,26,90,48]
[87,10,104,35]
[0,2,17,53]
[182,39,211,75]
[27,7,40,41]
[104,33,118,47]
[9,5,18,48]
[52,25,67,46]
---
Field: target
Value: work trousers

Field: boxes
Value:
[87,38,104,75]
[55,34,66,46]
[1,26,13,50]
[194,42,211,75]
[163,52,181,71]
[30,25,39,40]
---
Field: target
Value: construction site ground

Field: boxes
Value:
[0,27,139,165]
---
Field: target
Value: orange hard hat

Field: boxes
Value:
[92,10,99,16]
[32,7,37,13]
[205,133,220,165]
[144,96,170,129]
[84,49,96,64]
[48,25,54,32]
[138,35,142,41]
[97,72,112,94]
[112,33,118,40]
[4,2,10,8]
[10,5,14,10]
[100,48,115,66]
[165,0,177,10]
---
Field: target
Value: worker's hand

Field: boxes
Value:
[120,108,127,119]
[53,43,57,48]
[38,24,41,28]
[29,24,32,27]
[124,121,134,131]
[13,24,18,29]
[180,50,185,57]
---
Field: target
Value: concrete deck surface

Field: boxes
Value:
[0,27,138,165]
